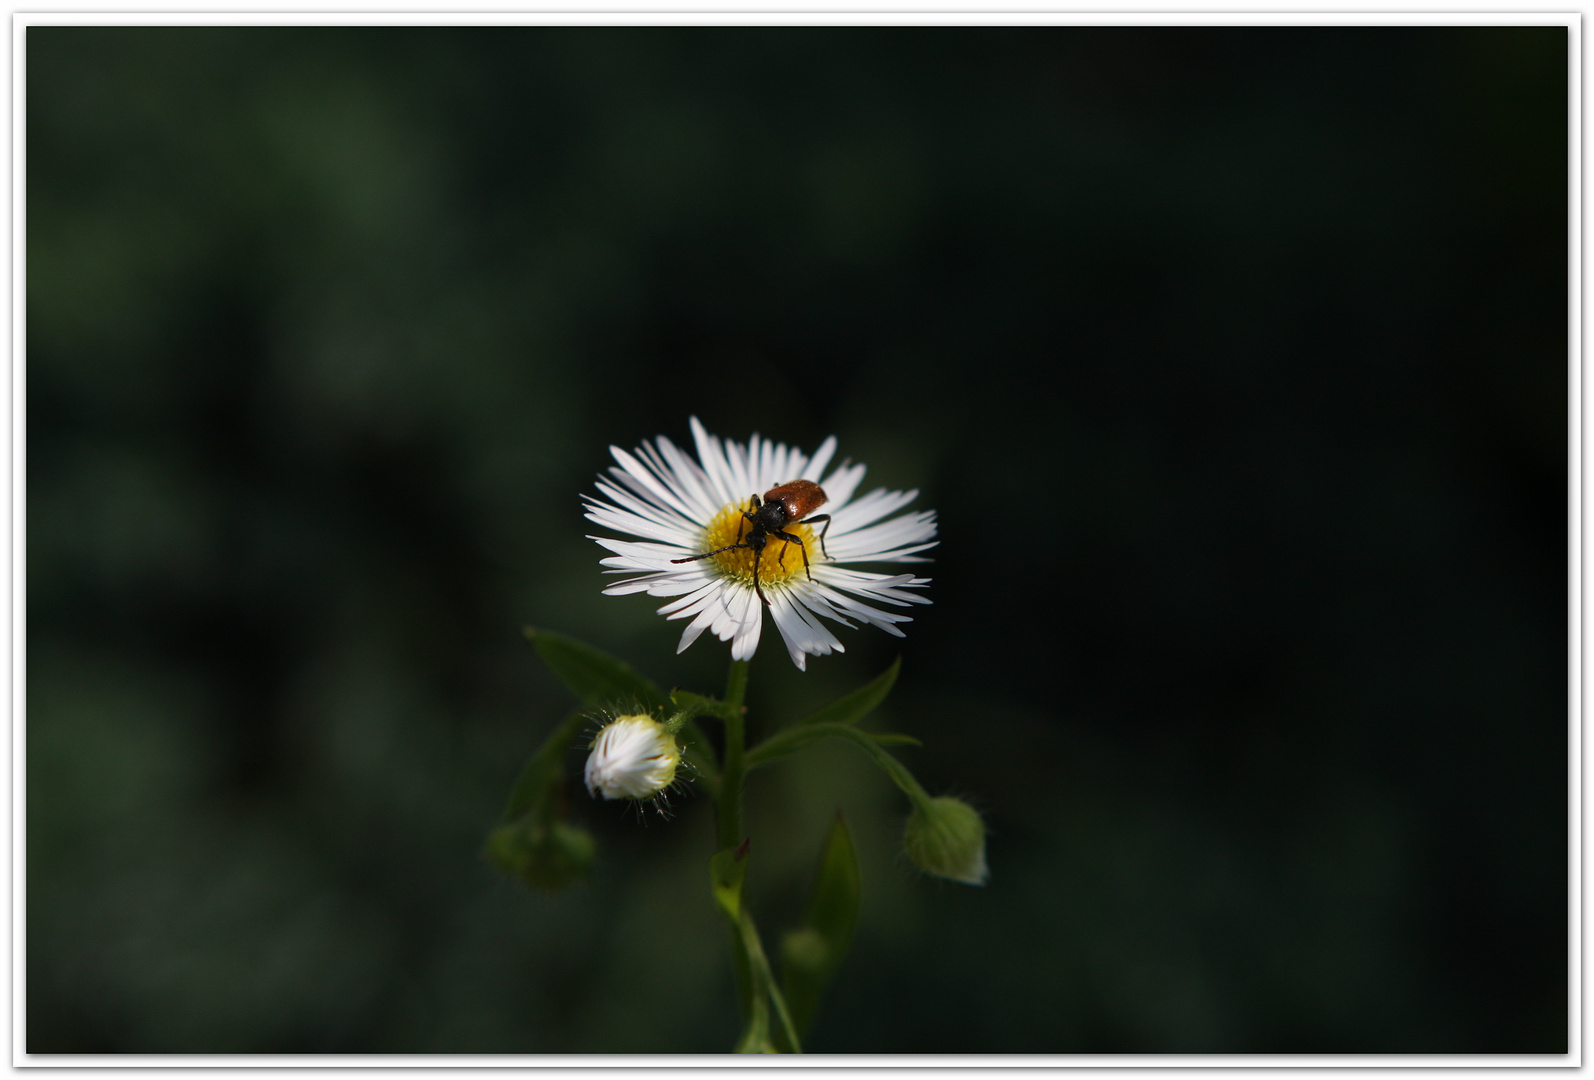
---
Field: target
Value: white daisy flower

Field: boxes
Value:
[584,417,937,671]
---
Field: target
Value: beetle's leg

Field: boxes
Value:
[752,544,768,605]
[736,494,761,544]
[771,529,812,580]
[804,515,832,561]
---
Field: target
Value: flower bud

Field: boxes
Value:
[902,796,988,885]
[486,819,596,891]
[584,714,682,801]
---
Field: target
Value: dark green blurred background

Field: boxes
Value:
[27,26,1567,1054]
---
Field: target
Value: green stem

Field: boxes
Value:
[737,905,802,1052]
[713,660,754,1035]
[717,660,750,850]
[747,722,935,814]
[723,658,749,711]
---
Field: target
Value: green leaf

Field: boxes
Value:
[500,752,559,824]
[523,627,668,711]
[780,814,862,1037]
[742,724,832,768]
[489,709,597,891]
[745,723,934,807]
[742,659,907,772]
[743,723,918,774]
[804,816,863,955]
[791,656,900,729]
[500,708,588,821]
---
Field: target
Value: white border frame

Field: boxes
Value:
[7,11,1581,1071]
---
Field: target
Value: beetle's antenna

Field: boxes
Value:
[671,544,746,564]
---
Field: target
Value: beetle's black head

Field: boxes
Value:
[752,499,789,531]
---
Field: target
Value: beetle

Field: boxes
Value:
[671,480,832,606]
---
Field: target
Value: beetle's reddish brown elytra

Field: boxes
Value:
[671,479,833,606]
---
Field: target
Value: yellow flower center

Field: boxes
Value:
[699,500,822,590]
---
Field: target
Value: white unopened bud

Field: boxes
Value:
[584,715,681,801]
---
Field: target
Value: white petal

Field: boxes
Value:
[784,581,856,629]
[584,498,698,548]
[657,577,725,617]
[651,434,722,522]
[771,440,801,487]
[753,433,773,490]
[609,445,702,527]
[825,515,939,562]
[773,588,844,659]
[812,566,934,605]
[590,475,693,531]
[828,487,921,532]
[677,602,719,653]
[819,461,867,511]
[589,535,691,566]
[804,435,837,483]
[728,585,763,660]
[807,580,916,633]
[768,596,813,669]
[600,570,706,598]
[690,416,739,506]
[724,432,753,502]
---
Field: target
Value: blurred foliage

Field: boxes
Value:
[27,26,1566,1052]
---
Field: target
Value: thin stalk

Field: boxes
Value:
[737,906,802,1052]
[748,722,936,814]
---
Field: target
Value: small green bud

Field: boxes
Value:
[902,796,988,885]
[781,927,829,974]
[487,819,596,891]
